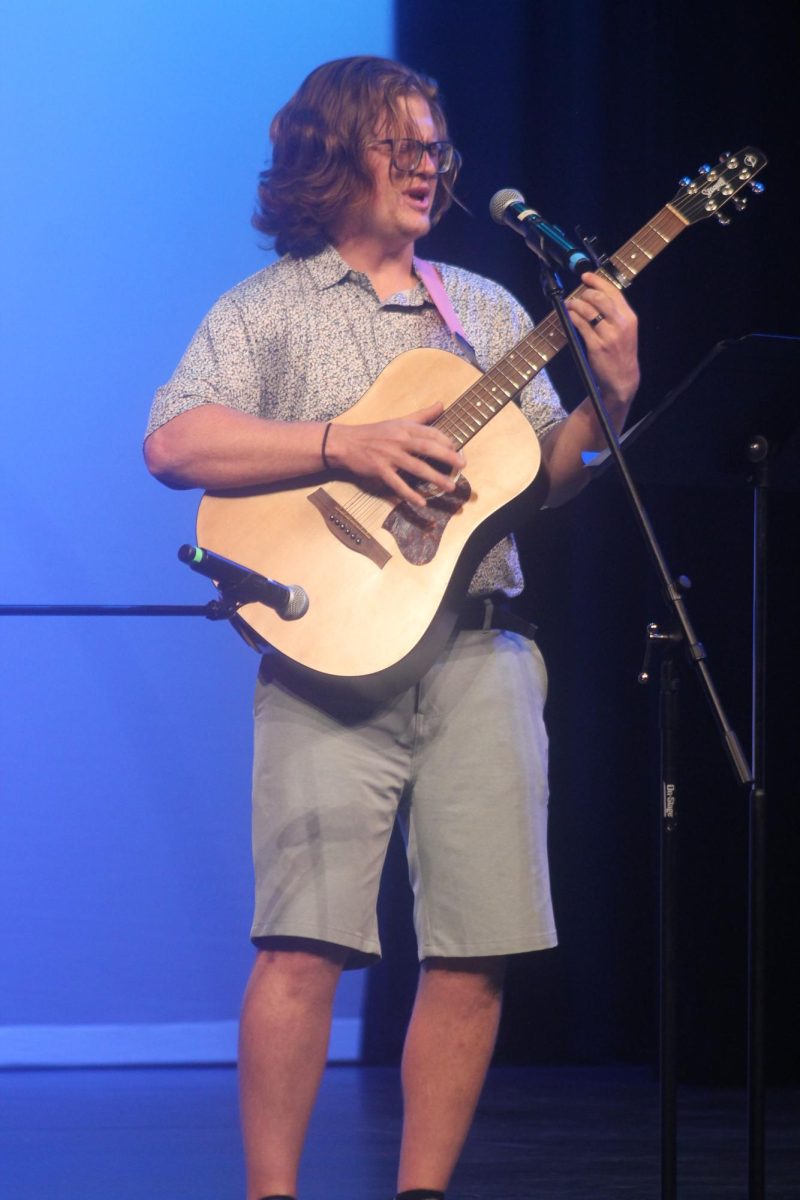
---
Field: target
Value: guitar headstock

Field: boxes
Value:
[670,147,767,226]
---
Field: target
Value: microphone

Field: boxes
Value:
[489,188,593,277]
[178,544,309,620]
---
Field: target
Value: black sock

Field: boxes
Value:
[395,1191,445,1200]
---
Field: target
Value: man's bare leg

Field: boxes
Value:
[239,941,346,1200]
[396,956,506,1194]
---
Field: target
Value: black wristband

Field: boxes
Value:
[321,421,333,471]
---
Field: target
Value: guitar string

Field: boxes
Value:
[335,172,754,524]
[427,206,683,451]
[327,204,685,533]
[331,276,479,530]
[336,271,599,531]
[311,165,752,550]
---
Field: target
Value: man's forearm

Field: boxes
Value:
[143,404,328,490]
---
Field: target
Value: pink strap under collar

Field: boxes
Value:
[413,256,478,365]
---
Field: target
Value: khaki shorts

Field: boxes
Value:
[250,628,557,966]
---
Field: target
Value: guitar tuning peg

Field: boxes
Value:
[698,163,711,175]
[718,151,731,163]
[679,175,692,187]
[750,180,765,194]
[716,211,732,226]
[734,196,748,212]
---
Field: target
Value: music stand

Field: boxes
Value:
[619,332,800,1200]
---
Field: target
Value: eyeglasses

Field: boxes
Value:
[368,138,459,175]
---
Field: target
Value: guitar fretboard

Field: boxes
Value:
[437,203,688,449]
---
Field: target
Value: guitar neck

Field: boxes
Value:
[437,203,689,449]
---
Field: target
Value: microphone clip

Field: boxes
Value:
[208,580,260,614]
[574,226,606,270]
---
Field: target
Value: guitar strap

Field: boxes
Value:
[413,256,480,368]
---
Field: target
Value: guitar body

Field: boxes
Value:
[196,347,547,702]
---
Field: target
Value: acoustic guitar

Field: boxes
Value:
[195,148,766,702]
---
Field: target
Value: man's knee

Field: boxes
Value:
[247,937,348,1004]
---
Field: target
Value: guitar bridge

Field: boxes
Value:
[308,488,391,569]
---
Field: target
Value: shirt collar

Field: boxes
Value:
[299,244,353,290]
[298,244,431,308]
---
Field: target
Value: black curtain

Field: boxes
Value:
[362,0,799,1083]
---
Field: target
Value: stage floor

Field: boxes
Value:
[2,1064,797,1198]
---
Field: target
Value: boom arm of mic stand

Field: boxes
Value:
[0,602,236,620]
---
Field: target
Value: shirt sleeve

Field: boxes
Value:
[145,292,266,438]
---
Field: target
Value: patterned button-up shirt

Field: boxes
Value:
[147,244,567,596]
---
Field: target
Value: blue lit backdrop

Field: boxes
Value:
[0,0,391,1065]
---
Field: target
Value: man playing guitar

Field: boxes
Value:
[144,55,639,1200]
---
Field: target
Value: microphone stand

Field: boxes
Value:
[0,550,300,623]
[0,603,231,619]
[533,252,753,1200]
[0,581,284,624]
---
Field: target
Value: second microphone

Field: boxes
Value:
[178,544,309,620]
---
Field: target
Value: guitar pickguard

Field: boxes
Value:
[383,474,472,566]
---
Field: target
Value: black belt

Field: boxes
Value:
[457,596,538,640]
